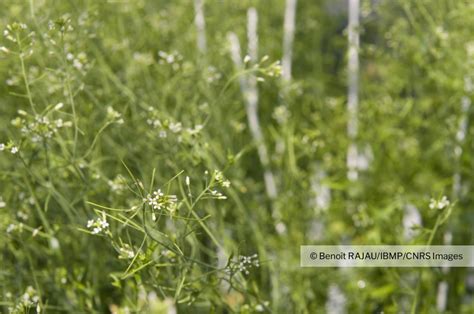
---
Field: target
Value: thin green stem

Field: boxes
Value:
[17,33,36,114]
[411,212,446,313]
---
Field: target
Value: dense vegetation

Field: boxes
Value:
[0,0,473,313]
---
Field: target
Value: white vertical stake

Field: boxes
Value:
[194,0,207,54]
[282,0,297,83]
[228,10,277,200]
[437,77,472,312]
[347,0,360,181]
[247,8,278,199]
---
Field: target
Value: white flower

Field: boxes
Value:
[438,196,450,209]
[185,176,190,186]
[145,189,178,215]
[145,189,164,210]
[108,175,127,193]
[275,222,286,234]
[6,224,16,233]
[87,214,109,235]
[222,180,231,188]
[210,189,227,200]
[233,254,260,275]
[54,102,64,110]
[214,170,224,181]
[429,196,450,210]
[158,51,167,58]
[10,146,18,154]
[99,218,109,229]
[50,237,60,250]
[213,170,231,188]
[17,210,28,220]
[0,197,5,208]
[106,106,122,121]
[273,105,290,124]
[166,54,175,63]
[119,245,135,259]
[0,143,5,151]
[169,122,182,133]
[73,59,83,70]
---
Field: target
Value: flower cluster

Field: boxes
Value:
[7,286,40,314]
[214,170,231,188]
[262,60,282,77]
[118,244,135,259]
[246,56,282,78]
[11,108,72,143]
[107,175,128,193]
[145,189,178,217]
[429,196,450,210]
[146,107,182,137]
[133,51,154,66]
[3,22,28,42]
[145,107,204,140]
[6,223,23,234]
[205,65,222,83]
[3,22,35,58]
[106,106,124,124]
[204,170,230,200]
[17,210,29,221]
[209,189,227,200]
[66,51,90,72]
[228,254,260,275]
[48,16,74,33]
[0,142,19,154]
[272,105,290,125]
[158,50,183,70]
[86,214,110,235]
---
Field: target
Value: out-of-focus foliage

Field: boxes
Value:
[0,0,472,313]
